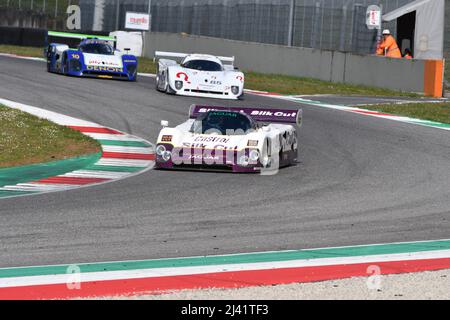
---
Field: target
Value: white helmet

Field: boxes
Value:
[382,29,391,35]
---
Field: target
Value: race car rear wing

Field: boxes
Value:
[45,31,116,50]
[154,51,235,65]
[189,105,303,126]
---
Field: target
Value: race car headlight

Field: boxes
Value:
[161,135,172,142]
[162,150,172,162]
[238,155,249,166]
[247,140,259,147]
[126,64,136,75]
[156,145,166,156]
[69,59,82,71]
[175,81,183,90]
[249,150,260,162]
[231,86,239,95]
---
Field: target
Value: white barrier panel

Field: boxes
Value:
[110,31,143,57]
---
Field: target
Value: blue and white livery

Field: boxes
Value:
[45,31,138,81]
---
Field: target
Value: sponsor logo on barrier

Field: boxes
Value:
[125,12,151,31]
[66,5,81,30]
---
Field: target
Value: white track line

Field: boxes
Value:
[84,133,148,142]
[62,170,130,179]
[101,145,154,154]
[95,158,153,167]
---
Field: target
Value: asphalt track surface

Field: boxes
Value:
[1,56,450,268]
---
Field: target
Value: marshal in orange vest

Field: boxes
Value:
[376,30,402,59]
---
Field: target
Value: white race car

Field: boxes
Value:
[154,51,245,100]
[155,105,302,173]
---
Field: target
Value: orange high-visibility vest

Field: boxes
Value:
[376,35,402,58]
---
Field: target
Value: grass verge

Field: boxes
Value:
[1,45,418,97]
[0,105,101,168]
[0,45,43,58]
[243,71,418,97]
[361,102,450,124]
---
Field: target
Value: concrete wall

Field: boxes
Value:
[0,27,47,47]
[144,32,425,93]
[445,1,450,58]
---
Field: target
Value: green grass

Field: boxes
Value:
[0,45,419,97]
[362,102,450,124]
[0,45,44,58]
[243,71,418,97]
[138,56,157,74]
[0,105,100,168]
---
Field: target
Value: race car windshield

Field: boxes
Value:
[191,111,254,135]
[79,43,114,55]
[182,60,223,71]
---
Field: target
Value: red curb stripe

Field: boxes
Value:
[68,126,123,135]
[36,176,110,185]
[101,152,155,160]
[1,257,450,300]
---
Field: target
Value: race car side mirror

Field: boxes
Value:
[161,120,169,127]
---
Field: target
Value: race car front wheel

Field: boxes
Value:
[165,73,176,94]
[61,53,69,74]
[156,68,164,91]
[261,139,271,168]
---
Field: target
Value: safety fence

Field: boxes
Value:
[1,0,422,55]
[0,0,79,29]
[0,0,77,15]
[79,0,414,55]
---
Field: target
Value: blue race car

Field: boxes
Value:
[45,31,138,81]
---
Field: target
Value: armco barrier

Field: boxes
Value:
[0,27,47,47]
[144,32,443,97]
